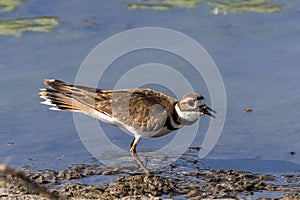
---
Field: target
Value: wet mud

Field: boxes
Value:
[1,164,300,199]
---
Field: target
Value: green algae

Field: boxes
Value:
[208,0,285,15]
[0,17,60,36]
[127,0,201,10]
[162,0,202,8]
[128,3,174,10]
[126,0,285,14]
[0,0,26,13]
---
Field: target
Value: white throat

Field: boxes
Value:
[175,103,200,125]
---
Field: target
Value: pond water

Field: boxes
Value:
[0,0,300,178]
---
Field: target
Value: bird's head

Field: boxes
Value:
[176,93,216,124]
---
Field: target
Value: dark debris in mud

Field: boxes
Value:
[55,175,178,199]
[1,164,300,199]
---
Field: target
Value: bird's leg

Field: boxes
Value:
[131,152,151,176]
[130,137,151,175]
[130,137,139,154]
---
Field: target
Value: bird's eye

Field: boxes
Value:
[197,96,204,100]
[188,100,195,107]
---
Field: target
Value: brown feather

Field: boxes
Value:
[40,79,178,132]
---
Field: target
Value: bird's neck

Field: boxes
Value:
[164,103,182,130]
[174,103,200,125]
[172,103,181,126]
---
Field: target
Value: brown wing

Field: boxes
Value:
[40,79,177,132]
[99,89,177,132]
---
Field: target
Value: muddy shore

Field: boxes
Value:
[1,163,300,199]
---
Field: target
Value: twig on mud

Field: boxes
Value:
[0,164,60,199]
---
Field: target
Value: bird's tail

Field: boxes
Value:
[39,79,95,113]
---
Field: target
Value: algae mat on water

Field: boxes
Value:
[0,0,26,13]
[128,0,201,10]
[0,17,60,36]
[208,0,285,15]
[127,0,285,14]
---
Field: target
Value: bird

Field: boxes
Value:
[39,79,216,174]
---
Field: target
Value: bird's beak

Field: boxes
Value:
[199,104,216,118]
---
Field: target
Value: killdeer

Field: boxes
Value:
[40,79,216,174]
